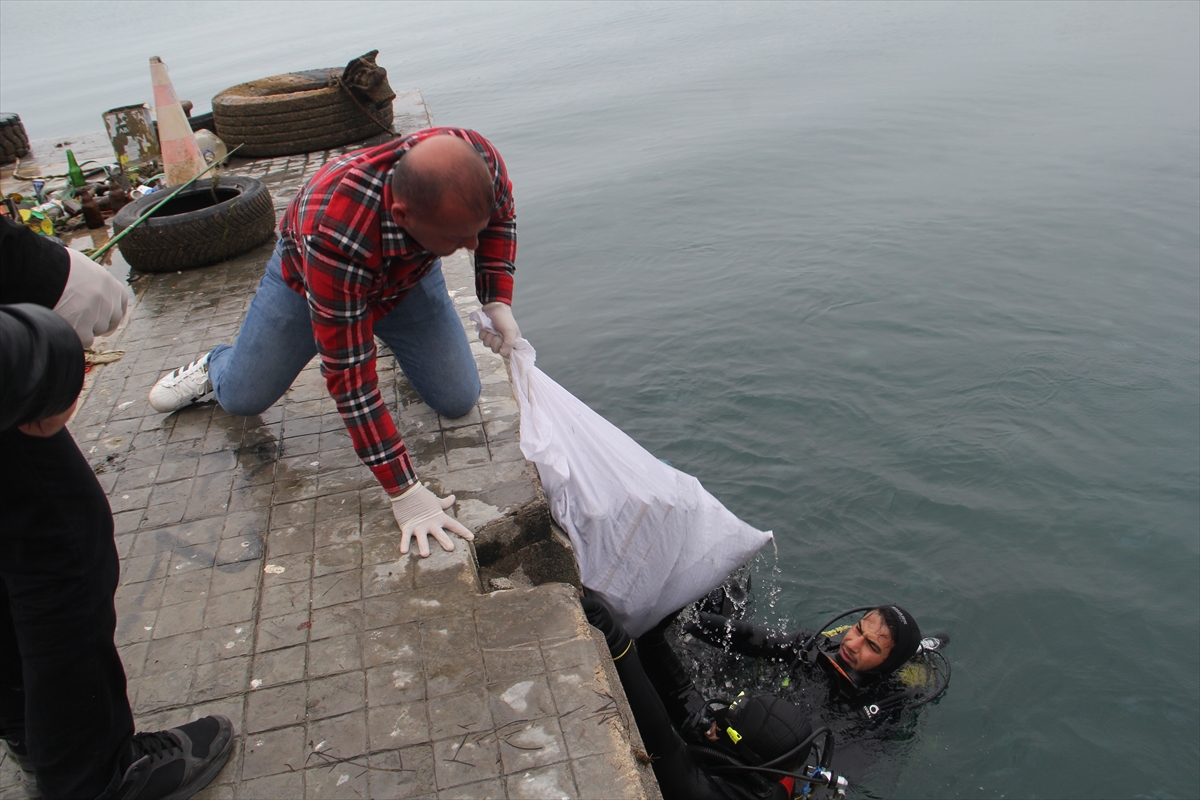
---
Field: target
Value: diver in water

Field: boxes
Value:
[584,595,845,800]
[684,597,947,718]
[582,591,950,799]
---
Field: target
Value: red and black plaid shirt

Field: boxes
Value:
[278,127,516,494]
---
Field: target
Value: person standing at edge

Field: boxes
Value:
[148,128,521,558]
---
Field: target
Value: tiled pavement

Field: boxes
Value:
[0,93,657,799]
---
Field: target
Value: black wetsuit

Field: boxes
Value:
[593,595,936,798]
[680,610,931,796]
[684,612,896,708]
[603,614,795,800]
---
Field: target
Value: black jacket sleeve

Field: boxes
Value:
[0,216,71,308]
[0,303,85,430]
[686,613,813,662]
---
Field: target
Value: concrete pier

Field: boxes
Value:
[0,92,659,799]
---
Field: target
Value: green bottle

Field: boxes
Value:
[66,149,86,188]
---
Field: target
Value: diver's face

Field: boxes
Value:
[839,611,894,672]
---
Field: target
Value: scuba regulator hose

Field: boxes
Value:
[788,606,878,672]
[861,646,952,719]
[698,726,847,797]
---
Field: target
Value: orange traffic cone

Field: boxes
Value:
[150,56,206,186]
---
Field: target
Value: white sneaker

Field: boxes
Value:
[149,353,214,413]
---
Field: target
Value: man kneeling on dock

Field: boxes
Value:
[148,128,521,557]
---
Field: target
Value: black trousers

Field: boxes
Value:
[0,427,133,799]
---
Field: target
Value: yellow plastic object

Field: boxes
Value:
[18,208,53,235]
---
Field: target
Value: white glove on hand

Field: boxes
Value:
[390,483,474,558]
[54,248,130,348]
[480,301,520,357]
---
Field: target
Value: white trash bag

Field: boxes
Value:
[472,312,773,637]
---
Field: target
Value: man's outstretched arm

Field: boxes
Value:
[0,218,129,347]
[302,234,471,557]
[686,612,811,662]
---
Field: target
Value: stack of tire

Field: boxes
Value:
[0,113,31,164]
[211,68,393,158]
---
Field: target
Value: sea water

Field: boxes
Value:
[3,2,1197,796]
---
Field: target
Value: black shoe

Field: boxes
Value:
[113,715,234,800]
[1,737,41,799]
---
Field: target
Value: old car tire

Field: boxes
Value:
[112,176,275,273]
[212,114,382,145]
[212,69,393,157]
[210,107,366,138]
[0,112,32,164]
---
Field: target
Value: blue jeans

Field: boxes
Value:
[208,242,480,418]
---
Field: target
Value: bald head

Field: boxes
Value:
[392,135,494,221]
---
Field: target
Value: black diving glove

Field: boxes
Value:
[580,593,632,660]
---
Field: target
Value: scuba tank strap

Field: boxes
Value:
[860,685,923,720]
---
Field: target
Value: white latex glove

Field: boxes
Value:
[390,483,474,558]
[480,301,520,357]
[54,248,130,348]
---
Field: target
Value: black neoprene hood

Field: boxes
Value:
[875,605,921,675]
